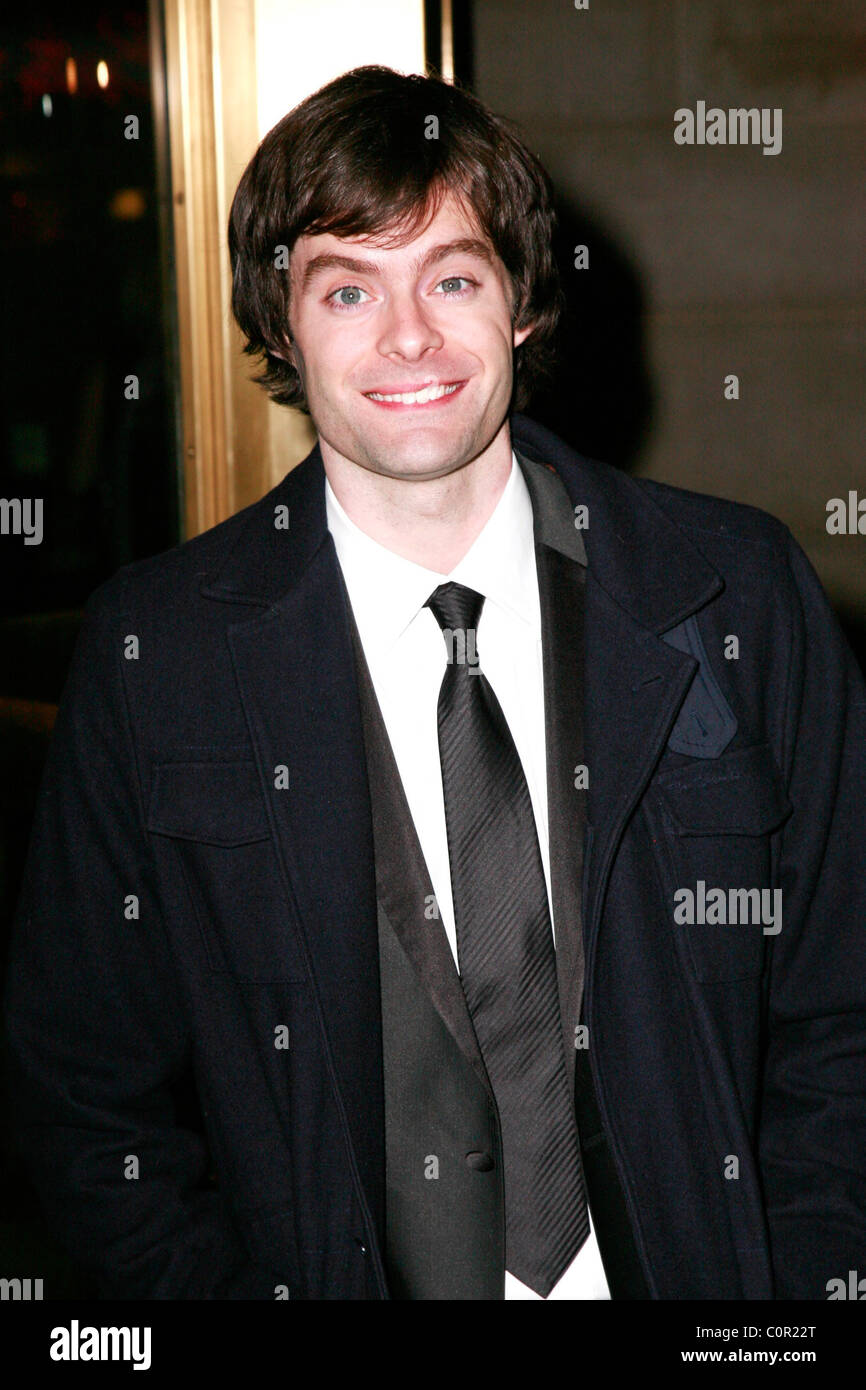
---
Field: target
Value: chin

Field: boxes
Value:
[370,452,464,482]
[372,423,491,470]
[396,430,478,462]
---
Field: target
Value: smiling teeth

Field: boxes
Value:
[366,382,460,404]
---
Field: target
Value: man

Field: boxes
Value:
[4,65,866,1301]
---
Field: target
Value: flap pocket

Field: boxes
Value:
[652,742,792,837]
[647,743,791,983]
[146,759,305,981]
[147,760,270,846]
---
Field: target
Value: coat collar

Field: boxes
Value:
[199,414,722,633]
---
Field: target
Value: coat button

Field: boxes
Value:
[354,1237,367,1255]
[465,1151,495,1171]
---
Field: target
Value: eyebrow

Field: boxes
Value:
[299,238,495,294]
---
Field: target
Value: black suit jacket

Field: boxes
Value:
[4,414,866,1298]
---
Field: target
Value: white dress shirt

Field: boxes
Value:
[326,449,610,1301]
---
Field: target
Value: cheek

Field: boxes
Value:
[457,314,515,362]
[313,330,364,387]
[485,307,519,348]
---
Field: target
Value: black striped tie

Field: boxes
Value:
[425,581,590,1295]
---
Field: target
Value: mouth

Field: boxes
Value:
[362,380,466,409]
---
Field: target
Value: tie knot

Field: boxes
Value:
[425,581,485,638]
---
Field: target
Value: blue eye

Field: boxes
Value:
[329,285,369,309]
[437,277,472,295]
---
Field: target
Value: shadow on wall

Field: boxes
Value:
[524,194,866,678]
[527,194,655,474]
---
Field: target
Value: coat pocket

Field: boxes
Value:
[647,742,793,983]
[147,759,308,982]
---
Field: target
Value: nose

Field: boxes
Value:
[376,287,444,362]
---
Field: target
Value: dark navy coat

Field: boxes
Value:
[4,414,866,1298]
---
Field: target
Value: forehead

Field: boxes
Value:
[290,190,495,283]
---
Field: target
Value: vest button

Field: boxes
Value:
[465,1151,495,1171]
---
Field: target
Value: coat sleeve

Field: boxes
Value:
[758,529,866,1299]
[2,574,278,1299]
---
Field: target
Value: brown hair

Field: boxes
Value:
[228,66,562,413]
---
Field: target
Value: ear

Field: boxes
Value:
[271,333,296,367]
[513,321,535,349]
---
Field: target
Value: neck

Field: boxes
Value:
[321,424,514,573]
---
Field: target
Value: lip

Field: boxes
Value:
[362,380,467,410]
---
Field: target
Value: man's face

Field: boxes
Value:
[286,190,533,482]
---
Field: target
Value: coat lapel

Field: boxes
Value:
[511,415,724,997]
[535,542,588,1099]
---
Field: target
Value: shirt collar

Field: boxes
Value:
[325,450,539,657]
